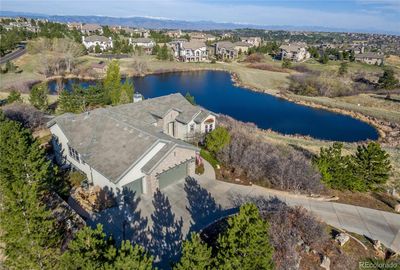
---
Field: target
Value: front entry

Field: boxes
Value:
[157,162,188,189]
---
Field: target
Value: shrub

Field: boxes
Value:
[244,53,265,63]
[195,164,205,175]
[217,115,323,194]
[2,103,46,131]
[205,126,230,155]
[281,59,292,68]
[68,170,86,187]
[200,149,219,168]
[6,90,22,104]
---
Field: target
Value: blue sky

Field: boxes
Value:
[1,0,399,33]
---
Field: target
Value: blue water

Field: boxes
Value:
[47,71,378,142]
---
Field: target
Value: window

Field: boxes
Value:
[68,145,80,163]
[190,124,195,132]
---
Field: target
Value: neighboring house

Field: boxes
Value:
[81,23,103,35]
[354,53,384,65]
[166,30,182,38]
[215,41,237,60]
[67,22,82,31]
[241,37,262,47]
[174,41,208,62]
[91,61,107,73]
[205,34,217,42]
[48,93,216,196]
[215,41,249,59]
[129,38,155,54]
[134,28,150,38]
[279,44,310,62]
[82,36,113,51]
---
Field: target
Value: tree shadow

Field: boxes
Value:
[148,189,183,269]
[89,186,148,247]
[184,176,232,233]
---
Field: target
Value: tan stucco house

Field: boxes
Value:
[48,93,216,196]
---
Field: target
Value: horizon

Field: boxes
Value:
[1,0,400,35]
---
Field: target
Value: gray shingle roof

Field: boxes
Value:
[48,94,205,183]
[84,35,111,43]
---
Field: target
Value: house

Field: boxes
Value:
[241,37,262,47]
[48,93,216,196]
[67,22,82,31]
[81,23,103,35]
[205,34,217,42]
[215,41,237,60]
[166,30,182,38]
[279,44,310,62]
[133,28,150,38]
[354,53,384,65]
[91,61,107,73]
[82,36,113,51]
[215,41,249,59]
[189,32,207,41]
[174,41,208,62]
[129,38,155,54]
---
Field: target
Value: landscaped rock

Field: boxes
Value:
[394,203,400,213]
[335,233,350,246]
[320,255,330,270]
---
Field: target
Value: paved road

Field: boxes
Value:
[0,47,26,65]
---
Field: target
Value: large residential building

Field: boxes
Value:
[82,36,113,51]
[354,53,384,65]
[241,37,262,47]
[48,93,216,196]
[166,30,182,38]
[81,23,103,35]
[129,38,156,54]
[279,44,310,62]
[172,41,208,62]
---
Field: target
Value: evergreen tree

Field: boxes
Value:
[319,53,329,64]
[174,233,213,270]
[282,58,292,68]
[353,142,391,190]
[184,92,196,105]
[62,224,153,270]
[216,203,274,270]
[107,240,153,270]
[205,126,231,155]
[313,143,362,191]
[157,44,169,60]
[378,68,399,90]
[103,60,122,105]
[338,62,348,76]
[29,83,49,111]
[61,224,116,269]
[119,79,134,104]
[0,115,61,269]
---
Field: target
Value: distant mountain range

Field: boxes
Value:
[1,10,398,35]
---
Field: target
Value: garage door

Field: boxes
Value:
[123,178,143,195]
[158,162,188,189]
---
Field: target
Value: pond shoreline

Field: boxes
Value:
[42,67,391,144]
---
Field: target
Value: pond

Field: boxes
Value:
[47,71,378,142]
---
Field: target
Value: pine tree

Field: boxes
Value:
[29,83,49,111]
[119,79,134,104]
[61,224,116,269]
[378,68,399,90]
[353,142,391,190]
[0,115,61,269]
[216,203,274,270]
[107,240,154,270]
[174,233,213,270]
[103,60,122,105]
[62,224,153,270]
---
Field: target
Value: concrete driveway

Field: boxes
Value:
[139,175,400,253]
[91,173,400,255]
